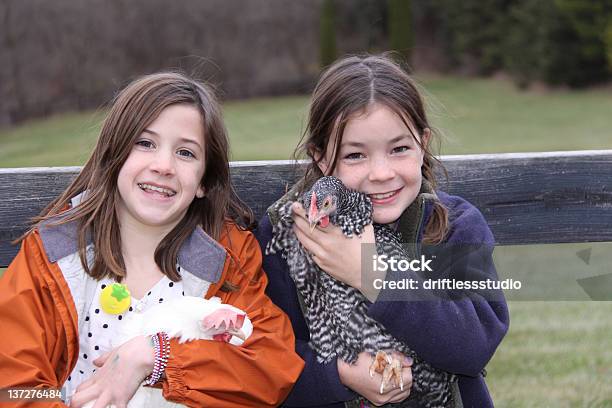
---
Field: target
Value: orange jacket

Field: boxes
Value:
[0,224,304,407]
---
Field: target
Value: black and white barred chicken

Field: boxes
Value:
[266,176,456,408]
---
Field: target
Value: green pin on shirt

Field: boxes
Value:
[100,283,131,315]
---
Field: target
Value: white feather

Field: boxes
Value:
[82,296,252,408]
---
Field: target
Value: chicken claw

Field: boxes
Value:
[369,350,404,394]
[369,350,389,378]
[381,355,403,393]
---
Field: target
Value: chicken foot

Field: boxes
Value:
[368,350,404,394]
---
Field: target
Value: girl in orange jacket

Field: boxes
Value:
[0,72,304,407]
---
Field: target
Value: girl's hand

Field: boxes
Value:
[292,202,381,298]
[337,352,413,406]
[69,335,155,408]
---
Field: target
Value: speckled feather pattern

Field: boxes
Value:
[266,177,456,408]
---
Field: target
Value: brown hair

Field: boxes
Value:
[28,72,253,282]
[295,54,448,244]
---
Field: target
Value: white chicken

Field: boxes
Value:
[81,296,253,408]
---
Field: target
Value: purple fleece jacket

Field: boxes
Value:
[255,191,509,407]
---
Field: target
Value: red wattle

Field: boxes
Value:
[212,333,232,343]
[319,216,330,228]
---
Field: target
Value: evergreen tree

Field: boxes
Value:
[388,0,413,64]
[320,0,337,68]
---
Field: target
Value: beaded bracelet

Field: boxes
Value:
[145,332,170,386]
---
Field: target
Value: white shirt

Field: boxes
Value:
[64,274,185,402]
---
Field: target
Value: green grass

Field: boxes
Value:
[225,95,309,161]
[2,76,612,405]
[490,243,612,407]
[0,96,309,167]
[488,301,612,407]
[0,111,104,167]
[2,76,611,167]
[421,76,612,155]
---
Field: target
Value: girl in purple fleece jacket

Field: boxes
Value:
[255,54,509,407]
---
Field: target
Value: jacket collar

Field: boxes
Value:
[266,176,310,226]
[396,179,438,244]
[39,207,226,285]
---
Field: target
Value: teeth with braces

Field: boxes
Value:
[138,183,176,197]
[369,191,397,200]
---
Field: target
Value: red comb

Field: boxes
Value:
[308,192,318,220]
[202,308,246,330]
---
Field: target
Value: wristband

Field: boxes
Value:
[145,332,170,386]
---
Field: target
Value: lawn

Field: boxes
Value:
[491,243,612,407]
[1,76,611,167]
[1,76,612,406]
[489,301,612,407]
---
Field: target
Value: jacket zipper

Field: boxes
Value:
[413,196,427,257]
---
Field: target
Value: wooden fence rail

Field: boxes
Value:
[2,150,612,267]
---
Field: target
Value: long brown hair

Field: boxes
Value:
[28,72,253,281]
[295,54,448,243]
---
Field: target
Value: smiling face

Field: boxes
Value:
[116,104,206,232]
[317,103,429,225]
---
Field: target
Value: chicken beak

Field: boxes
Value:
[309,220,317,234]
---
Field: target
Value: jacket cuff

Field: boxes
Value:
[323,358,356,401]
[161,343,188,404]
